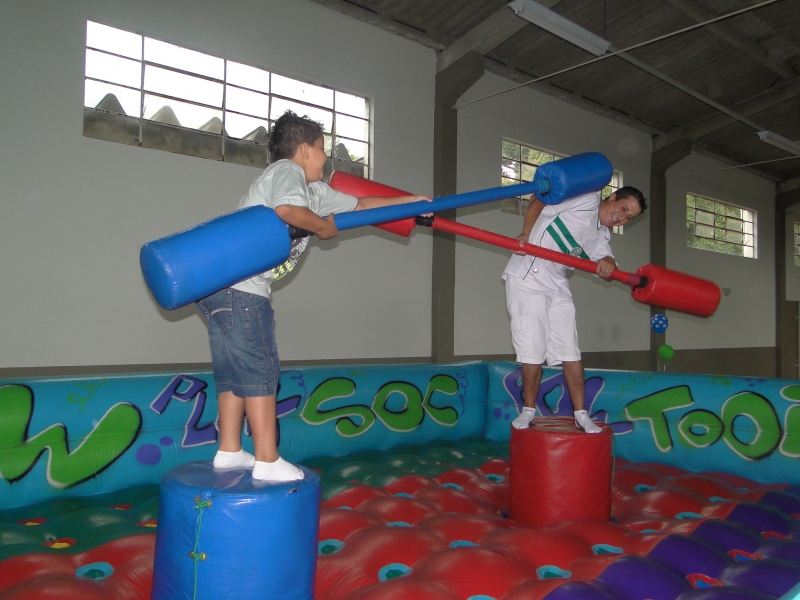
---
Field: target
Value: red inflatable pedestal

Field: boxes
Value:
[509,416,613,527]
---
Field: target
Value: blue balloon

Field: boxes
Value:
[650,313,669,334]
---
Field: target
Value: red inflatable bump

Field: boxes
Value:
[501,578,569,600]
[624,516,706,536]
[632,264,721,317]
[434,468,508,508]
[663,474,745,500]
[414,486,499,516]
[412,546,537,599]
[632,461,690,478]
[510,417,613,527]
[338,578,461,600]
[478,457,510,477]
[614,488,736,524]
[421,514,515,545]
[318,508,385,543]
[555,519,665,556]
[483,528,590,569]
[322,485,391,510]
[340,526,448,580]
[356,496,442,525]
[697,471,786,492]
[613,466,665,491]
[0,535,155,600]
[382,475,439,496]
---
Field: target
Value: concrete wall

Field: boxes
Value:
[0,0,434,369]
[666,153,776,350]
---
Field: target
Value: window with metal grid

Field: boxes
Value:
[500,139,624,233]
[794,222,800,266]
[83,20,370,175]
[686,194,756,258]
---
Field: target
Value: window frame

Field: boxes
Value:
[83,20,371,176]
[685,193,757,259]
[500,139,625,233]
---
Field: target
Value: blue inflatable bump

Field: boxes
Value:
[140,206,291,310]
[532,152,613,205]
[151,461,320,600]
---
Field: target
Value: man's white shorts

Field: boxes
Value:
[505,275,581,366]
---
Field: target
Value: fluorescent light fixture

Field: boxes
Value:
[508,0,611,56]
[757,130,800,156]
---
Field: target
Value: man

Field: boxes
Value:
[504,186,647,432]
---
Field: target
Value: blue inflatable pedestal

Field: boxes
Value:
[151,461,321,600]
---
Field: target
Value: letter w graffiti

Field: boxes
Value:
[0,385,141,488]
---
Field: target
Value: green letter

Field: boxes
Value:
[300,378,375,437]
[721,392,781,460]
[422,375,459,426]
[677,409,723,449]
[372,383,425,432]
[624,386,695,452]
[0,385,141,488]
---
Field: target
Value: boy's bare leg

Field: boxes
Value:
[512,363,542,429]
[213,391,256,468]
[563,360,601,433]
[246,396,303,481]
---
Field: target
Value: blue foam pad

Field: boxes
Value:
[140,206,291,310]
[151,461,320,600]
[533,152,613,205]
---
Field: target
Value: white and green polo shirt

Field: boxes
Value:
[503,192,612,297]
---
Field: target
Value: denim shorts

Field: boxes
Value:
[197,288,280,397]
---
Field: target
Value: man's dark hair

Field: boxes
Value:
[268,111,325,162]
[615,185,647,214]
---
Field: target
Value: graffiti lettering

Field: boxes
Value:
[301,375,460,437]
[150,375,216,448]
[625,386,696,452]
[67,379,107,412]
[0,384,141,488]
[720,392,780,460]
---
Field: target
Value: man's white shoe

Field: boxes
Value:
[512,406,536,429]
[574,410,602,433]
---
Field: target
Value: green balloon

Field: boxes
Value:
[658,344,675,361]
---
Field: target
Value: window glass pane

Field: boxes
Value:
[272,74,333,108]
[334,138,367,163]
[335,114,368,142]
[521,163,536,182]
[695,223,715,238]
[695,210,714,226]
[502,141,519,160]
[144,38,224,79]
[714,203,726,215]
[225,113,269,140]
[270,97,332,131]
[144,65,223,107]
[726,218,743,232]
[744,246,754,258]
[686,207,695,220]
[335,91,367,118]
[144,93,222,130]
[86,21,141,59]
[695,197,714,211]
[725,205,742,218]
[502,177,518,187]
[85,49,141,88]
[686,195,696,207]
[227,61,269,93]
[502,159,519,180]
[742,209,754,222]
[726,231,744,244]
[743,222,753,234]
[226,85,269,119]
[84,79,141,116]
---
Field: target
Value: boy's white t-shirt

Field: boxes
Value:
[502,192,612,298]
[232,160,358,298]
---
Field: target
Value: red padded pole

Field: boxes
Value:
[510,417,613,526]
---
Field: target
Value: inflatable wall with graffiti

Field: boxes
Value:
[3,361,800,600]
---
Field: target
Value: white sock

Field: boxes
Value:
[574,410,602,433]
[252,457,304,482]
[213,449,255,469]
[512,406,536,429]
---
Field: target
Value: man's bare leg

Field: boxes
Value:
[563,360,601,433]
[512,363,542,429]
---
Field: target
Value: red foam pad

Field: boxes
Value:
[632,264,721,317]
[510,417,613,526]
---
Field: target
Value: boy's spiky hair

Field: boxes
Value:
[268,111,325,162]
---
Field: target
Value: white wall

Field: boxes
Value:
[453,72,652,357]
[666,153,776,349]
[787,204,800,302]
[0,0,435,368]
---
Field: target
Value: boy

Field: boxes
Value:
[504,186,646,433]
[197,111,429,481]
